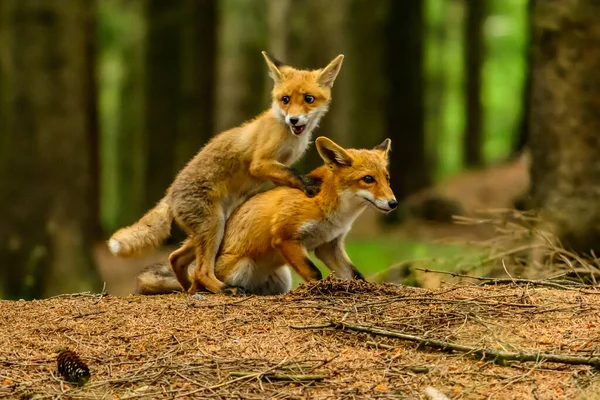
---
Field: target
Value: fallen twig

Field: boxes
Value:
[323,321,600,368]
[229,372,325,382]
[415,268,600,293]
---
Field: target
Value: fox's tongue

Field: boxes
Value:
[292,125,306,135]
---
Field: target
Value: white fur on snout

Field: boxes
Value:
[271,101,329,138]
[356,189,395,212]
[285,114,308,126]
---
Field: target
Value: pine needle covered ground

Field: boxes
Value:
[2,276,600,399]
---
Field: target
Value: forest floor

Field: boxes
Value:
[2,276,600,399]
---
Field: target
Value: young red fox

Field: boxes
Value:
[108,52,344,295]
[137,137,397,295]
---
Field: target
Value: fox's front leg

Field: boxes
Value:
[314,236,365,281]
[275,240,323,282]
[249,159,320,197]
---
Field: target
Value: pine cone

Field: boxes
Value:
[56,349,90,386]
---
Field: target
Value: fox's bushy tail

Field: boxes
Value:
[135,263,183,295]
[108,197,172,257]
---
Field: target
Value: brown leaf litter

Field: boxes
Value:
[2,275,600,399]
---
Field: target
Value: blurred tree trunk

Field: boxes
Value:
[0,0,101,299]
[385,0,429,211]
[345,0,387,151]
[142,0,181,210]
[463,0,486,167]
[85,2,102,239]
[516,60,531,154]
[267,0,291,63]
[215,0,268,133]
[515,0,534,155]
[176,0,216,168]
[530,0,600,253]
[111,0,147,231]
[425,0,451,176]
[287,0,348,171]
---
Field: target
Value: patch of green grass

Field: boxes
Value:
[289,238,484,289]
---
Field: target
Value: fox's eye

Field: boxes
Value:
[385,175,390,182]
[362,175,375,184]
[304,94,315,104]
[282,96,290,105]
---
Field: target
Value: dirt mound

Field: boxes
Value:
[2,279,600,399]
[292,274,404,297]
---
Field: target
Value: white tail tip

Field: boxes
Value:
[108,238,122,255]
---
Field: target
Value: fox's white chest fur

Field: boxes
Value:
[275,132,312,166]
[299,190,367,250]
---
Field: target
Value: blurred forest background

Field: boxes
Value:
[2,0,599,300]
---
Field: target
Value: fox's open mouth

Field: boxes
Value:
[291,125,306,135]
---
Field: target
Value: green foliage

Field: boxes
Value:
[292,238,481,289]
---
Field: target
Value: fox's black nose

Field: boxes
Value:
[289,117,299,125]
[388,200,398,209]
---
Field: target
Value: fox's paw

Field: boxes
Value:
[353,270,366,281]
[221,285,247,297]
[187,282,206,295]
[302,176,322,198]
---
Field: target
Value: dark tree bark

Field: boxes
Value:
[463,0,486,167]
[0,0,101,299]
[143,0,182,210]
[85,1,102,239]
[176,0,217,169]
[345,0,387,151]
[530,0,600,253]
[516,61,531,154]
[384,0,429,206]
[515,0,535,155]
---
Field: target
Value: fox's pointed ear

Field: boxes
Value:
[316,137,353,167]
[317,55,344,88]
[262,51,283,84]
[373,138,391,159]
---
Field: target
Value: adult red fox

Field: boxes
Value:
[136,137,397,295]
[108,52,344,295]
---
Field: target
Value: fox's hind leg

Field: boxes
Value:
[169,196,227,294]
[185,207,227,294]
[168,239,195,291]
[185,206,244,296]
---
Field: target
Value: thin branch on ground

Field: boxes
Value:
[319,321,600,368]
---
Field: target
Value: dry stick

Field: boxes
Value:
[323,321,600,368]
[228,372,325,382]
[415,267,600,292]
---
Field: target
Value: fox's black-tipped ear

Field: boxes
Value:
[262,51,283,83]
[318,54,344,88]
[373,138,391,159]
[264,52,285,68]
[316,136,353,167]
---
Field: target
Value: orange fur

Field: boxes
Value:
[109,52,344,295]
[136,137,397,296]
